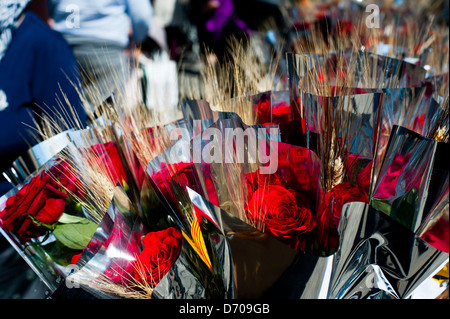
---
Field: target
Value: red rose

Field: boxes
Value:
[34,198,66,225]
[0,172,68,242]
[134,227,182,286]
[316,182,368,250]
[245,171,283,202]
[256,98,272,124]
[89,142,129,187]
[256,98,292,126]
[277,144,321,199]
[247,185,315,249]
[49,160,85,199]
[324,182,368,229]
[150,162,217,209]
[150,162,193,206]
[244,144,322,249]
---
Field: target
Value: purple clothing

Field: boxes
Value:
[205,0,252,42]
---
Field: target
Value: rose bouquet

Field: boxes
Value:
[286,36,447,233]
[0,122,144,293]
[0,158,97,291]
[175,100,334,259]
[145,148,233,295]
[62,122,232,298]
[96,107,234,298]
[115,119,184,230]
[67,186,232,299]
[243,142,320,252]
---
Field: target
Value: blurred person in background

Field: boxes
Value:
[0,0,86,197]
[28,0,50,23]
[47,0,153,115]
[0,0,86,298]
[190,0,252,62]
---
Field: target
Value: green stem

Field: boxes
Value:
[28,215,56,231]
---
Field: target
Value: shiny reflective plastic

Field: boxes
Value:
[371,125,449,253]
[328,202,448,299]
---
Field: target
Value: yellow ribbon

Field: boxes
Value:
[182,220,213,272]
[433,262,449,284]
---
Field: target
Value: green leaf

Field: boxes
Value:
[371,188,419,231]
[52,218,97,250]
[390,188,418,231]
[371,198,392,216]
[122,180,130,192]
[43,240,82,266]
[57,213,86,224]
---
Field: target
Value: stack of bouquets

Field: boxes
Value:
[284,43,449,297]
[1,3,449,298]
[0,55,448,299]
[0,117,235,299]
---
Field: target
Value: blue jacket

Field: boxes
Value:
[0,11,86,196]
